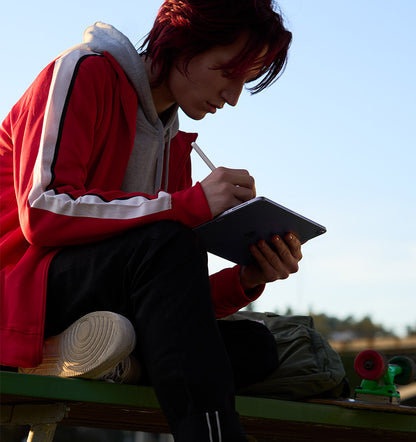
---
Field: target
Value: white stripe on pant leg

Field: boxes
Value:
[205,412,214,442]
[215,411,222,442]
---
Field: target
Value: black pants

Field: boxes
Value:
[45,221,277,442]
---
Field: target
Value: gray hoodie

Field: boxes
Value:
[73,22,179,194]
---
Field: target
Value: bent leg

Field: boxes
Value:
[46,221,246,441]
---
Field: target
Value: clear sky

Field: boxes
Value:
[1,1,415,336]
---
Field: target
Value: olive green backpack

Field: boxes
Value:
[224,311,348,400]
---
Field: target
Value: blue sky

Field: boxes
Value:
[1,1,415,336]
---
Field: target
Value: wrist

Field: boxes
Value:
[239,266,260,293]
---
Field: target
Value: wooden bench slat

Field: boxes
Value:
[1,371,415,441]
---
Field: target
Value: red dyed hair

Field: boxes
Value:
[140,0,292,94]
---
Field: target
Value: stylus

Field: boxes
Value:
[191,142,216,171]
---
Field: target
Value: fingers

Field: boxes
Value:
[251,233,302,281]
[280,233,303,262]
[215,167,255,192]
[249,243,286,281]
[272,234,302,270]
[233,183,255,202]
[200,167,256,216]
[217,167,256,205]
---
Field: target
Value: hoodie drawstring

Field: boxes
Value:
[154,124,172,192]
[164,128,172,191]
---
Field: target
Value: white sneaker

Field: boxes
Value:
[19,311,136,380]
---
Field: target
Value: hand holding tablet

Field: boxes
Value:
[193,196,326,265]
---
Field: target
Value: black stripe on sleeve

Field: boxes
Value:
[47,54,104,191]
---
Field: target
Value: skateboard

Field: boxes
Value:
[353,349,416,404]
[309,349,416,417]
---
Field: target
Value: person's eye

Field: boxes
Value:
[221,69,232,78]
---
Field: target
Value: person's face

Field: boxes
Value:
[167,35,265,120]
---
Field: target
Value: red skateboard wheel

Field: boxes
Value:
[354,350,387,380]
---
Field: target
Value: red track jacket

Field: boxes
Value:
[0,50,263,368]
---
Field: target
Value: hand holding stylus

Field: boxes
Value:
[193,142,256,216]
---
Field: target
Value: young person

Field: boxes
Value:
[0,1,301,440]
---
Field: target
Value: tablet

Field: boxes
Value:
[193,196,326,265]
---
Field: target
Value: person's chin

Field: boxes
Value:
[191,113,207,121]
[182,107,207,121]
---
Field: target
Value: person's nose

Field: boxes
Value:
[221,79,245,107]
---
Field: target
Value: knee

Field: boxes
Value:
[152,220,203,248]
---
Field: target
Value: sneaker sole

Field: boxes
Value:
[19,311,136,379]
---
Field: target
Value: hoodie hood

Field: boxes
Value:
[80,22,179,193]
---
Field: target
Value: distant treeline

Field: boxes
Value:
[268,306,416,340]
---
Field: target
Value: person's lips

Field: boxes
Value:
[207,102,224,114]
[207,102,218,114]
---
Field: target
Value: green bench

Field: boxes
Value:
[1,371,415,441]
